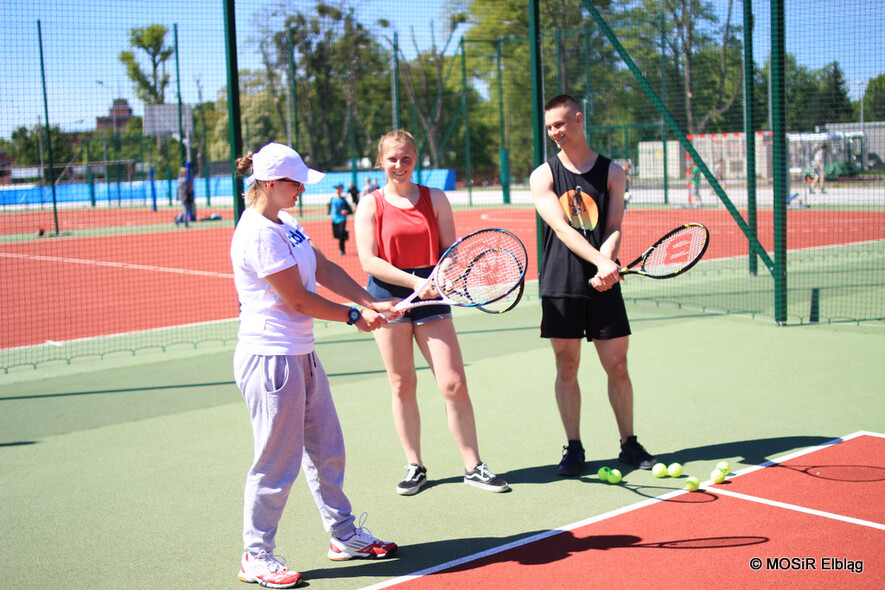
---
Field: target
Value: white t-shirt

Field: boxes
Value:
[230,208,317,355]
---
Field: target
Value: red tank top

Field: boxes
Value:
[372,185,440,269]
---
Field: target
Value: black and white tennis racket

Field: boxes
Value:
[477,277,525,314]
[384,228,527,316]
[614,223,709,279]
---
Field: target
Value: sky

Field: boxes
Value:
[1,0,882,141]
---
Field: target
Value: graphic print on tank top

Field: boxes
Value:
[559,185,599,236]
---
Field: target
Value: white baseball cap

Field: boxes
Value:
[246,142,325,185]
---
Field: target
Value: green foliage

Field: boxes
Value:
[7,125,74,175]
[119,24,173,105]
[815,62,853,124]
[863,74,885,122]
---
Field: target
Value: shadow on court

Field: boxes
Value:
[299,529,772,584]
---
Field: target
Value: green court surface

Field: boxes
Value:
[1,298,883,589]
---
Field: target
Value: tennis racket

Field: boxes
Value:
[614,223,709,279]
[477,277,525,314]
[383,228,527,316]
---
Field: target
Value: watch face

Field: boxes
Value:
[348,308,360,323]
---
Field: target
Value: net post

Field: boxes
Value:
[809,288,820,324]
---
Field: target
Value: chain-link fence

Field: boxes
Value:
[2,0,883,371]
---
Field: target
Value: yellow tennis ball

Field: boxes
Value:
[607,469,622,484]
[716,461,730,473]
[685,477,701,492]
[597,466,611,482]
[711,469,727,484]
[667,462,683,478]
[652,463,668,478]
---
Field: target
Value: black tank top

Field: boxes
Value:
[539,153,612,298]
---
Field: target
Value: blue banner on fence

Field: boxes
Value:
[0,170,456,207]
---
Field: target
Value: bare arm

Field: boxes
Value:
[598,161,626,263]
[265,247,400,332]
[529,162,620,291]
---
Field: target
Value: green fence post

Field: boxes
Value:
[529,0,544,286]
[167,166,173,206]
[37,20,59,235]
[496,38,510,204]
[770,0,788,324]
[461,40,473,206]
[660,12,669,205]
[743,1,758,277]
[224,0,245,223]
[174,23,186,167]
[88,168,96,206]
[288,28,299,152]
[392,32,400,130]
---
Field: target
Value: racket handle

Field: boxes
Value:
[380,299,411,319]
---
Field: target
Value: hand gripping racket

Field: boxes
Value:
[384,228,527,316]
[614,223,709,279]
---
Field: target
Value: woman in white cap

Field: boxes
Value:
[230,142,400,588]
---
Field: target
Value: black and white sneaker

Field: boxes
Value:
[396,464,427,496]
[464,462,510,493]
[618,435,656,470]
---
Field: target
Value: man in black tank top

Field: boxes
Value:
[530,94,656,477]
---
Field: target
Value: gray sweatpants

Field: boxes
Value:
[234,348,355,556]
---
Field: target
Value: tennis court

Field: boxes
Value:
[3,203,883,354]
[1,297,882,589]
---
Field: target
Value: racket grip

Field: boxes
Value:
[380,299,410,319]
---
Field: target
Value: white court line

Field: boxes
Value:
[711,487,885,531]
[360,430,884,590]
[0,251,234,279]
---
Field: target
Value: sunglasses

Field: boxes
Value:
[277,178,304,190]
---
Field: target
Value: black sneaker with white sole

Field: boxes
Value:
[618,435,656,470]
[464,462,510,492]
[396,464,427,496]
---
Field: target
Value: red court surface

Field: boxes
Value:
[3,206,884,348]
[374,433,884,589]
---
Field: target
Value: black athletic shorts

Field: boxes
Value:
[540,286,631,341]
[366,267,452,326]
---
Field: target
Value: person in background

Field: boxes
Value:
[354,130,509,496]
[811,145,828,193]
[361,177,376,200]
[329,183,352,255]
[348,181,361,207]
[529,95,656,478]
[175,166,195,227]
[231,142,400,589]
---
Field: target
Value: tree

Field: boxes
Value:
[757,54,818,131]
[815,62,853,124]
[119,25,173,105]
[863,73,885,122]
[7,125,75,182]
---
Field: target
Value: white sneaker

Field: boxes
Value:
[328,513,398,561]
[237,551,302,588]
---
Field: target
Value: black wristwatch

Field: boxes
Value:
[346,307,361,325]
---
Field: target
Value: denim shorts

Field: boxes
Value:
[367,267,452,325]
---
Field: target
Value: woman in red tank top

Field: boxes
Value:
[354,130,509,496]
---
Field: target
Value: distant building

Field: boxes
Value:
[96,99,133,134]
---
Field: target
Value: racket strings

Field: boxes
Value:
[643,225,708,276]
[438,232,526,306]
